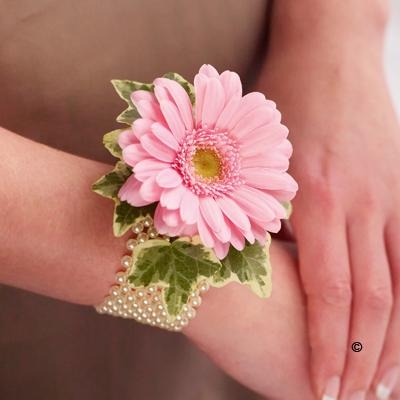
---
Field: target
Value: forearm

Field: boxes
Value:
[0,127,126,305]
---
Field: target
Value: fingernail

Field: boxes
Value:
[321,376,340,400]
[376,365,400,400]
[348,390,366,400]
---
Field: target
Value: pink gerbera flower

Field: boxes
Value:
[118,64,298,259]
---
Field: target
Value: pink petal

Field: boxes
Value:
[264,218,282,233]
[139,176,162,202]
[231,186,275,222]
[242,168,298,192]
[161,208,181,227]
[160,185,186,210]
[199,197,224,233]
[140,133,176,162]
[118,129,138,149]
[215,96,241,130]
[216,196,251,231]
[131,90,154,104]
[118,175,149,206]
[180,223,198,237]
[220,70,242,99]
[155,168,182,188]
[198,64,219,78]
[225,92,266,130]
[136,99,165,122]
[262,188,296,202]
[154,78,194,131]
[159,100,186,142]
[194,73,208,126]
[214,215,231,243]
[241,153,289,172]
[197,211,215,248]
[231,106,275,139]
[151,122,179,151]
[212,240,230,259]
[251,223,268,245]
[230,225,246,251]
[132,118,153,140]
[180,188,200,224]
[133,159,169,182]
[201,78,225,128]
[240,124,289,152]
[154,204,169,234]
[131,91,164,121]
[275,139,293,158]
[122,144,149,167]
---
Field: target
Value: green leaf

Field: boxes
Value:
[128,238,222,316]
[163,72,195,105]
[111,79,154,106]
[215,237,272,298]
[91,161,132,200]
[102,129,124,158]
[113,201,157,237]
[116,108,140,125]
[111,79,154,126]
[282,201,293,219]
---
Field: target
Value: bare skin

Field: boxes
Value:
[257,0,400,398]
[2,128,400,399]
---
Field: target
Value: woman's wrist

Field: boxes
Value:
[0,128,126,306]
[267,0,389,63]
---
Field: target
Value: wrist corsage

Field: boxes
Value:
[92,64,298,331]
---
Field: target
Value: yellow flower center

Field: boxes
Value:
[192,148,221,178]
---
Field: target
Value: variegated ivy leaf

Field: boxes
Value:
[163,72,195,105]
[113,201,157,237]
[91,161,132,200]
[128,238,222,316]
[214,236,272,298]
[282,201,293,219]
[116,108,140,125]
[103,129,124,158]
[111,79,154,126]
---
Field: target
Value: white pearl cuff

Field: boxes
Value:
[95,216,209,331]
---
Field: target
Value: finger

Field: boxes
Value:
[340,216,393,399]
[294,208,351,399]
[372,220,400,400]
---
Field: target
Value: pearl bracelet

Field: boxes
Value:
[95,216,209,332]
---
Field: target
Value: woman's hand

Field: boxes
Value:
[258,1,400,398]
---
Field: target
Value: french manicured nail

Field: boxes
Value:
[348,390,366,400]
[376,365,400,400]
[321,376,340,400]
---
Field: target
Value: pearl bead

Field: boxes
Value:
[186,307,196,319]
[142,299,149,306]
[199,281,210,293]
[121,285,130,294]
[137,233,148,243]
[143,216,153,227]
[115,272,125,284]
[147,227,158,238]
[120,255,131,269]
[189,296,202,308]
[137,290,145,298]
[132,222,144,234]
[126,295,135,302]
[126,239,137,251]
[110,286,120,297]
